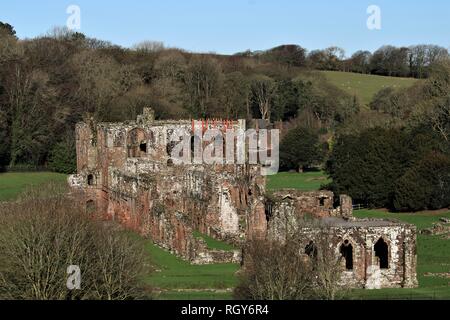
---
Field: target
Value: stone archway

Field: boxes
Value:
[374,237,389,269]
[127,128,147,158]
[340,240,354,270]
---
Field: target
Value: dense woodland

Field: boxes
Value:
[0,22,449,211]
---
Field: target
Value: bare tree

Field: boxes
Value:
[428,97,450,142]
[235,219,346,300]
[222,71,249,119]
[71,50,140,120]
[184,55,222,117]
[154,50,186,81]
[308,230,347,300]
[0,183,149,300]
[250,75,275,121]
[234,239,314,300]
[133,41,165,53]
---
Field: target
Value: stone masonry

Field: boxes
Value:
[69,108,417,288]
[265,189,418,289]
[70,108,265,264]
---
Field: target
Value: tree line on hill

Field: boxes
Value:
[238,43,449,78]
[0,22,449,212]
[326,58,450,212]
[278,60,450,212]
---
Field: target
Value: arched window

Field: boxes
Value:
[87,174,94,186]
[374,237,389,269]
[265,201,273,221]
[319,197,326,206]
[340,240,353,270]
[127,128,147,158]
[305,241,317,258]
[191,134,201,161]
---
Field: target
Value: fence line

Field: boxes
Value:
[352,204,368,211]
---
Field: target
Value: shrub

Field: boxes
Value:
[48,139,77,174]
[280,126,324,172]
[326,128,407,208]
[0,183,150,300]
[393,152,450,211]
[234,231,345,300]
[327,125,450,210]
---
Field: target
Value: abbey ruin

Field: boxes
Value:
[69,108,418,289]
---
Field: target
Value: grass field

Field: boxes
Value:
[351,209,450,299]
[0,172,237,300]
[2,172,448,300]
[140,239,238,300]
[0,172,68,201]
[267,171,329,191]
[321,71,419,106]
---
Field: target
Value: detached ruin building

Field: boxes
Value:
[69,108,418,289]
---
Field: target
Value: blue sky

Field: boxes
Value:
[1,0,449,56]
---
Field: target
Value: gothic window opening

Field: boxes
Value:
[191,135,195,156]
[191,135,201,161]
[140,142,147,153]
[265,201,273,221]
[305,241,317,258]
[87,174,94,186]
[374,237,389,269]
[319,197,326,206]
[127,128,147,158]
[340,240,353,270]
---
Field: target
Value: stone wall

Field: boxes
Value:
[265,190,418,289]
[286,223,418,289]
[69,108,418,289]
[70,108,265,263]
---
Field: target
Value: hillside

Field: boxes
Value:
[321,71,419,106]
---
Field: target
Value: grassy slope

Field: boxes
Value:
[4,172,448,299]
[267,171,330,191]
[321,71,419,106]
[142,241,238,300]
[0,173,236,300]
[0,172,68,201]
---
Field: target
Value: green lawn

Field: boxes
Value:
[267,171,329,191]
[4,172,448,300]
[354,209,450,231]
[156,290,233,300]
[351,209,450,300]
[321,71,419,106]
[0,172,68,201]
[144,240,239,298]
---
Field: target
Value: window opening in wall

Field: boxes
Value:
[340,240,353,270]
[374,237,389,269]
